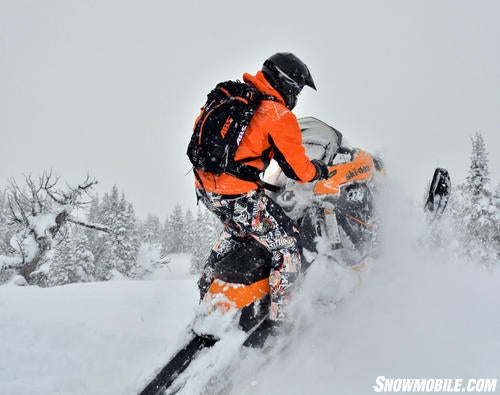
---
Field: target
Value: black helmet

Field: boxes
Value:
[262,52,316,110]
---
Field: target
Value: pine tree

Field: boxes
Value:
[140,214,162,247]
[0,188,15,283]
[72,230,95,283]
[49,235,75,286]
[93,234,115,281]
[135,213,168,278]
[48,229,95,286]
[84,193,102,268]
[464,133,490,196]
[114,200,140,277]
[160,216,171,257]
[90,186,139,279]
[453,133,498,264]
[183,208,195,253]
[167,205,185,253]
[494,183,500,211]
[493,184,500,259]
[91,189,117,280]
[0,188,10,255]
[190,206,221,274]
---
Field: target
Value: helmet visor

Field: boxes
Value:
[274,65,305,94]
[303,63,317,90]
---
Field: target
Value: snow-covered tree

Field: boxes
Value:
[0,188,11,254]
[160,216,171,257]
[165,204,185,254]
[83,194,102,268]
[183,208,196,253]
[493,184,500,258]
[49,234,74,286]
[451,133,498,264]
[92,235,115,281]
[2,173,109,285]
[139,214,162,247]
[0,188,17,283]
[89,186,139,280]
[135,213,169,278]
[494,183,500,211]
[190,206,221,274]
[114,198,140,277]
[71,230,95,282]
[83,191,113,280]
[464,133,490,196]
[46,228,95,287]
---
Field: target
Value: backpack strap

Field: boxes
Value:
[261,94,278,102]
[226,162,283,193]
[226,93,280,192]
[192,167,208,202]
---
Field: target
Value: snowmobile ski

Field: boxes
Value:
[139,315,276,395]
[139,333,218,395]
[424,168,451,218]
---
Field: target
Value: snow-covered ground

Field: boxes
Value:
[1,182,499,395]
[0,255,199,395]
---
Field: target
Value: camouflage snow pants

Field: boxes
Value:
[197,189,302,322]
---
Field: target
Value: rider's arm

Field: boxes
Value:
[267,108,317,182]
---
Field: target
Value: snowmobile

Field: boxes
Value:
[139,117,385,394]
[139,119,454,395]
[270,117,385,270]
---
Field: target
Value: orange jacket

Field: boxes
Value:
[194,71,317,195]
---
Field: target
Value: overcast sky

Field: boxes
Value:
[1,0,499,219]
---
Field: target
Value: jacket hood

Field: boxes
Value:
[243,71,286,106]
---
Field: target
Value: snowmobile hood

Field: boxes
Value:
[243,71,287,107]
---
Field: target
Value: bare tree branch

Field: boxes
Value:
[7,188,29,226]
[7,196,23,225]
[67,217,111,233]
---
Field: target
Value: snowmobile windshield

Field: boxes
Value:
[298,117,343,165]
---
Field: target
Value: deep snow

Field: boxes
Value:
[1,181,499,395]
[0,255,199,395]
[226,181,500,394]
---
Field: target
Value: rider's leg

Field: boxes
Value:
[230,191,302,323]
[197,227,240,300]
[197,189,302,322]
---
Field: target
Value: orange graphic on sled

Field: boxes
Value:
[207,278,270,311]
[314,149,375,195]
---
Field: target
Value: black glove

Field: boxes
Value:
[311,159,329,181]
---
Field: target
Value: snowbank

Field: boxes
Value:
[0,255,198,395]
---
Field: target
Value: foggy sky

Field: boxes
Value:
[1,0,499,219]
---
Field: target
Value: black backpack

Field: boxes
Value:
[187,80,273,185]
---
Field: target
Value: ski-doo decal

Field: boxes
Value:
[314,149,375,195]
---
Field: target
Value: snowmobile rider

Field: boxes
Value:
[195,52,330,326]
